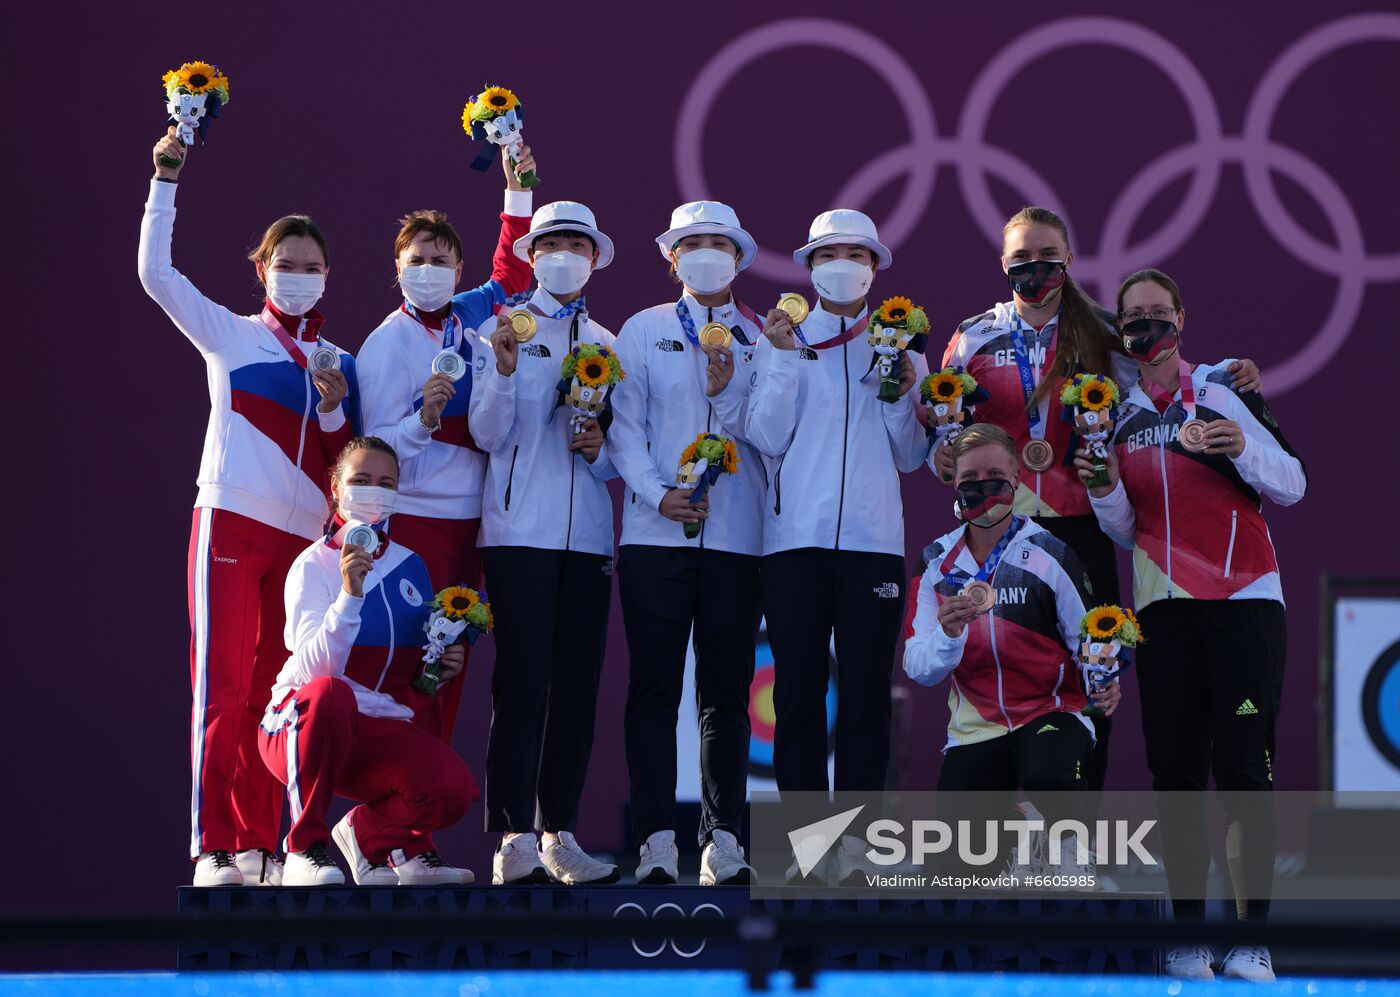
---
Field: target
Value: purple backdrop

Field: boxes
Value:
[8,0,1399,922]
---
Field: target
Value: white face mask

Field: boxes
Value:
[264,271,325,317]
[810,258,874,305]
[339,484,397,524]
[399,264,458,313]
[675,247,737,295]
[533,250,593,296]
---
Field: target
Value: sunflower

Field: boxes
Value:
[577,355,610,388]
[170,61,226,95]
[921,370,964,404]
[478,86,519,116]
[879,296,915,324]
[438,585,480,620]
[722,439,741,474]
[1080,378,1112,412]
[1082,605,1128,641]
[461,101,476,134]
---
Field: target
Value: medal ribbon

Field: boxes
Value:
[795,312,871,350]
[529,295,588,321]
[400,302,463,356]
[259,306,325,370]
[675,296,762,348]
[1144,357,1196,420]
[940,515,1026,589]
[1008,311,1054,440]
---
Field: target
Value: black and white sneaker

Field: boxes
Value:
[284,842,345,886]
[235,849,284,886]
[193,849,242,887]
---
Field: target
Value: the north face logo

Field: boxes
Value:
[873,582,900,599]
[656,339,684,352]
[523,344,552,358]
[798,347,818,361]
[1237,699,1259,716]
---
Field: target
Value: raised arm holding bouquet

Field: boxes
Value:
[159,61,230,167]
[463,86,540,188]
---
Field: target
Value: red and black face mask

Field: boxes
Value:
[1006,260,1067,304]
[956,477,1015,528]
[1121,318,1180,364]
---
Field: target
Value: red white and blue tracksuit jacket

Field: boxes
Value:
[263,527,436,724]
[138,179,358,540]
[1089,360,1306,609]
[356,190,533,521]
[904,519,1094,749]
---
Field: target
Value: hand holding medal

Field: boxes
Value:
[865,297,930,402]
[158,61,230,168]
[463,86,540,188]
[674,433,740,540]
[414,586,494,696]
[762,293,807,350]
[1077,605,1141,717]
[1061,373,1121,488]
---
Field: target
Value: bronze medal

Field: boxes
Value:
[1021,439,1055,472]
[777,292,810,325]
[1179,418,1209,452]
[699,322,732,349]
[507,309,538,343]
[961,580,995,614]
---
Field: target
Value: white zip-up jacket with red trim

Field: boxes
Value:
[610,292,766,556]
[903,518,1094,750]
[1088,359,1306,610]
[744,301,931,557]
[468,288,619,557]
[356,190,533,521]
[138,179,356,540]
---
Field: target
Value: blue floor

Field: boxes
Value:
[2,973,1398,996]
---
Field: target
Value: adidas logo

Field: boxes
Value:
[1236,698,1259,716]
[1036,723,1058,734]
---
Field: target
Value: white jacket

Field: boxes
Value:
[611,293,766,555]
[468,288,619,556]
[138,179,354,540]
[744,301,931,557]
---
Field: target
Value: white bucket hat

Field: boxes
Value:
[513,200,615,269]
[792,209,892,269]
[655,201,757,272]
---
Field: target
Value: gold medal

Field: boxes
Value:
[961,580,995,614]
[1021,439,1055,472]
[777,292,810,324]
[1179,418,1209,453]
[699,322,732,349]
[507,309,538,343]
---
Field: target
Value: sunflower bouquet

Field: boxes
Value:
[1060,373,1121,488]
[918,366,989,479]
[865,297,931,402]
[463,85,539,188]
[675,433,741,539]
[159,61,230,166]
[414,586,494,696]
[559,343,626,436]
[1077,604,1142,717]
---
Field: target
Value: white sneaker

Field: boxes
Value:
[700,830,754,886]
[784,833,835,886]
[234,849,283,886]
[540,831,621,885]
[1221,944,1275,982]
[1165,944,1216,980]
[193,850,242,887]
[492,832,551,885]
[834,834,874,886]
[331,813,398,886]
[283,842,345,886]
[1048,833,1096,891]
[395,851,474,886]
[636,830,679,885]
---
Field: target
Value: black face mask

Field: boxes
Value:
[1121,318,1180,364]
[956,477,1015,528]
[1006,260,1067,304]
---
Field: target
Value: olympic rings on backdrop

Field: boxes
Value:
[674,14,1400,396]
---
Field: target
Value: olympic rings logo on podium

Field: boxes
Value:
[612,901,726,958]
[675,14,1400,397]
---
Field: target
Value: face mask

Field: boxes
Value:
[265,271,325,317]
[810,258,874,304]
[956,477,1015,528]
[339,484,397,524]
[399,264,458,313]
[1006,260,1066,304]
[675,248,737,295]
[1121,318,1180,365]
[534,251,593,295]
